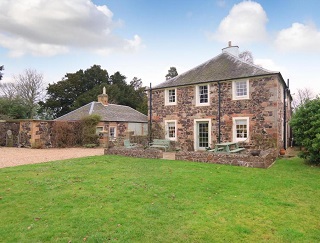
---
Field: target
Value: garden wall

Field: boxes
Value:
[104,147,163,159]
[176,149,278,168]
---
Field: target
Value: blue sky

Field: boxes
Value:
[1,0,320,97]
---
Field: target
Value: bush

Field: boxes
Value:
[81,115,101,145]
[291,97,320,165]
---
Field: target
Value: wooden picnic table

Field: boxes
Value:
[209,142,245,153]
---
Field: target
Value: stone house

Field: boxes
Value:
[56,88,148,140]
[150,43,292,151]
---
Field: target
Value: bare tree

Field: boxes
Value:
[292,88,315,109]
[0,82,17,100]
[14,69,45,118]
[239,51,254,64]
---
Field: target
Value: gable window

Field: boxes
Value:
[165,88,177,105]
[109,127,116,140]
[196,84,209,106]
[165,120,177,140]
[232,117,249,142]
[232,80,249,100]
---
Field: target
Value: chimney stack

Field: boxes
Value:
[98,87,108,106]
[222,41,239,57]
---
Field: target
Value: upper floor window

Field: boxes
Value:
[196,84,209,106]
[165,88,177,105]
[165,120,177,141]
[232,80,249,100]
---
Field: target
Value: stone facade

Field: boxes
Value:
[150,75,291,151]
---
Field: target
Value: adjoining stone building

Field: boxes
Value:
[56,88,148,140]
[150,43,292,151]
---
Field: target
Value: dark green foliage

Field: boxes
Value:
[81,114,101,145]
[290,97,320,164]
[0,65,3,80]
[42,65,148,118]
[165,67,178,80]
[43,65,109,118]
[0,97,28,119]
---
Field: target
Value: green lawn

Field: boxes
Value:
[1,155,320,242]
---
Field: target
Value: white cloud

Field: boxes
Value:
[274,22,320,52]
[0,0,142,57]
[255,58,287,73]
[210,1,268,44]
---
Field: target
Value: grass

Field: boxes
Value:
[1,155,320,242]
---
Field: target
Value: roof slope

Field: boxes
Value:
[154,52,279,89]
[55,102,148,123]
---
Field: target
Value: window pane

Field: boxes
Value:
[198,122,209,147]
[167,122,175,138]
[109,127,115,138]
[199,85,208,103]
[236,81,247,97]
[168,89,175,103]
[236,120,247,138]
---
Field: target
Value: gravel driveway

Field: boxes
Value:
[0,147,104,169]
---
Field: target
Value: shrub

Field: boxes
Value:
[290,97,320,165]
[51,121,82,147]
[81,115,101,145]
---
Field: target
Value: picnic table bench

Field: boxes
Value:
[209,142,245,153]
[149,139,170,151]
[124,139,137,148]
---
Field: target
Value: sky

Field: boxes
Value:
[1,0,320,98]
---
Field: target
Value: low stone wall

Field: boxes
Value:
[175,149,278,168]
[104,147,163,159]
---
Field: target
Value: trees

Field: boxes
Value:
[0,69,44,119]
[14,69,45,118]
[0,65,4,80]
[239,51,254,64]
[165,67,178,80]
[43,65,148,118]
[292,88,315,109]
[44,65,109,118]
[290,97,320,165]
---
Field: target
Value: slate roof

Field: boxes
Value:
[154,52,279,89]
[55,102,148,123]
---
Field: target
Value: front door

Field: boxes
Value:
[197,121,209,150]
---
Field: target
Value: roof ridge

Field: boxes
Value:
[55,102,95,120]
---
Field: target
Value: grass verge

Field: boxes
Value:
[1,155,320,242]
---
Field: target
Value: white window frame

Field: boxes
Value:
[165,88,177,106]
[165,120,177,141]
[194,118,212,151]
[232,117,249,142]
[232,79,249,100]
[109,126,117,140]
[196,84,210,106]
[96,126,104,135]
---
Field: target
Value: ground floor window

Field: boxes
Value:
[109,127,116,140]
[96,126,104,135]
[233,117,249,142]
[165,120,177,140]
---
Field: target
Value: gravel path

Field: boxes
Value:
[0,147,104,169]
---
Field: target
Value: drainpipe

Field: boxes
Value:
[283,79,288,150]
[218,81,221,143]
[149,83,152,143]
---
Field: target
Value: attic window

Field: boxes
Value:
[232,80,249,100]
[196,84,209,106]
